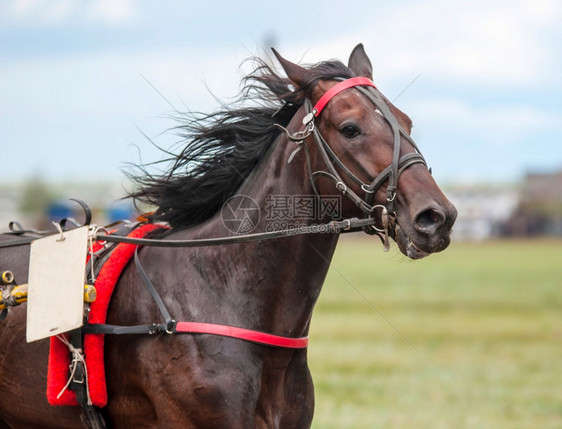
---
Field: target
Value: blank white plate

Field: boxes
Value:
[26,226,88,342]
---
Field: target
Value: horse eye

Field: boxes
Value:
[340,124,360,138]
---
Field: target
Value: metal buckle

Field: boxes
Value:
[361,184,374,194]
[336,181,347,194]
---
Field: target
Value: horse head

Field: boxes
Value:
[273,44,457,259]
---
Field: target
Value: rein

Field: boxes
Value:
[93,217,376,247]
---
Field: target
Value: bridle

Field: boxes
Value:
[278,76,428,243]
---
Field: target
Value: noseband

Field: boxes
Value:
[280,76,427,240]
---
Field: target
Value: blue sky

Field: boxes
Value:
[1,0,561,185]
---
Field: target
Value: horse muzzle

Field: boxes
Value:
[392,200,457,259]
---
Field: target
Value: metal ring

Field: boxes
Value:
[166,320,176,334]
[371,204,387,214]
[1,271,14,285]
[363,206,388,232]
[361,184,375,194]
[365,224,385,233]
[91,226,110,245]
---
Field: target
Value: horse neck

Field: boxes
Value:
[241,127,339,335]
[190,109,340,336]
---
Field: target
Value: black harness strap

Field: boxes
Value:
[81,323,167,335]
[94,217,377,247]
[133,248,174,330]
[0,237,36,249]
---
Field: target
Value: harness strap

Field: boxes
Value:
[175,322,308,348]
[311,128,373,214]
[314,128,365,188]
[83,245,310,349]
[133,248,174,328]
[354,85,427,212]
[0,236,35,249]
[82,323,168,335]
[363,153,427,207]
[83,321,309,349]
[314,77,376,117]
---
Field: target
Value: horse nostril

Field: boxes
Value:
[414,207,445,234]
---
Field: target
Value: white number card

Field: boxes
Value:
[26,226,89,342]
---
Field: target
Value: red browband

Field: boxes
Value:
[313,76,377,117]
[175,321,309,349]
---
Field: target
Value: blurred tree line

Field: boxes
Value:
[19,176,55,216]
[501,171,562,236]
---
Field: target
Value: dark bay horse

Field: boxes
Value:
[0,44,456,428]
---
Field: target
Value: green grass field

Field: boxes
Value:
[308,237,561,429]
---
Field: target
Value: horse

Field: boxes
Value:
[0,44,457,428]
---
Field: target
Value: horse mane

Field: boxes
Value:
[128,56,355,229]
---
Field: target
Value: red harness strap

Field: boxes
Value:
[174,322,309,349]
[313,76,377,117]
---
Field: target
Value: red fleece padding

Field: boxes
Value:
[47,223,163,407]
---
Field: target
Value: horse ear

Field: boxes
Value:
[271,48,310,89]
[348,43,373,79]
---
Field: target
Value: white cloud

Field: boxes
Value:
[283,0,561,89]
[408,98,561,145]
[10,0,39,17]
[42,0,73,23]
[85,0,137,24]
[393,0,560,87]
[5,0,137,25]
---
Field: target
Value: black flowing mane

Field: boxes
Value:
[129,57,355,229]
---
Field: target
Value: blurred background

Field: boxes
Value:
[1,0,561,234]
[1,1,560,427]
